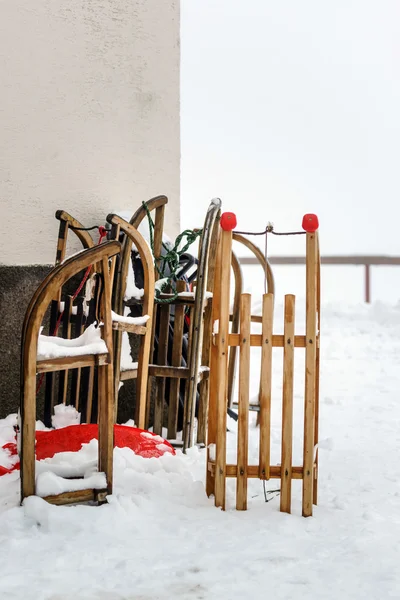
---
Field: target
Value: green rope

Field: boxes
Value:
[142,201,203,304]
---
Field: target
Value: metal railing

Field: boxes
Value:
[238,255,400,303]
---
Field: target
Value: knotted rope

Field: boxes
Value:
[142,201,203,304]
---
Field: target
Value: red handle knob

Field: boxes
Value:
[302,214,319,232]
[220,212,237,231]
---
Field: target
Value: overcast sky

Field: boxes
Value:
[181,1,400,259]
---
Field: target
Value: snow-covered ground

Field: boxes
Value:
[1,299,400,599]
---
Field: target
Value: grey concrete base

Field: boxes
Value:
[0,265,52,418]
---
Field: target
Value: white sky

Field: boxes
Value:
[181,1,400,259]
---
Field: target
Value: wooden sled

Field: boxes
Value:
[42,209,154,431]
[207,213,321,516]
[110,197,221,450]
[20,242,120,505]
[51,196,221,450]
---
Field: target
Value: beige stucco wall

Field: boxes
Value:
[0,0,180,265]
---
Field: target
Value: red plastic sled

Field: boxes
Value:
[0,424,175,476]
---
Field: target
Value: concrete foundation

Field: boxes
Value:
[0,265,52,418]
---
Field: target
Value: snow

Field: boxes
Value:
[51,404,81,429]
[118,307,146,373]
[141,431,165,443]
[37,324,108,360]
[155,277,170,293]
[111,310,150,326]
[156,443,175,454]
[0,299,400,598]
[177,291,213,300]
[36,470,107,497]
[124,261,144,301]
[59,300,90,318]
[59,300,78,315]
[120,332,138,372]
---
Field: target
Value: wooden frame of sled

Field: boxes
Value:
[43,209,155,430]
[20,242,120,505]
[110,196,221,450]
[51,196,221,451]
[206,215,321,517]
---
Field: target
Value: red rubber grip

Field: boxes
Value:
[220,212,237,231]
[302,214,319,232]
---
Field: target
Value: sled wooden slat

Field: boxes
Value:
[145,307,157,429]
[227,252,243,409]
[120,365,203,383]
[97,256,115,493]
[236,294,251,510]
[153,206,165,279]
[43,488,108,506]
[153,304,170,435]
[197,215,219,446]
[220,333,307,348]
[258,293,274,480]
[147,365,209,379]
[119,369,139,381]
[197,301,213,444]
[108,222,121,286]
[44,299,60,427]
[313,238,321,506]
[303,232,318,517]
[111,322,147,335]
[280,295,295,514]
[182,305,194,448]
[37,354,110,373]
[214,228,232,510]
[125,293,213,308]
[131,294,212,307]
[208,462,308,479]
[86,366,95,423]
[206,226,222,498]
[147,200,164,427]
[167,281,186,439]
[230,314,278,325]
[71,297,85,410]
[59,296,73,405]
[79,366,93,424]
